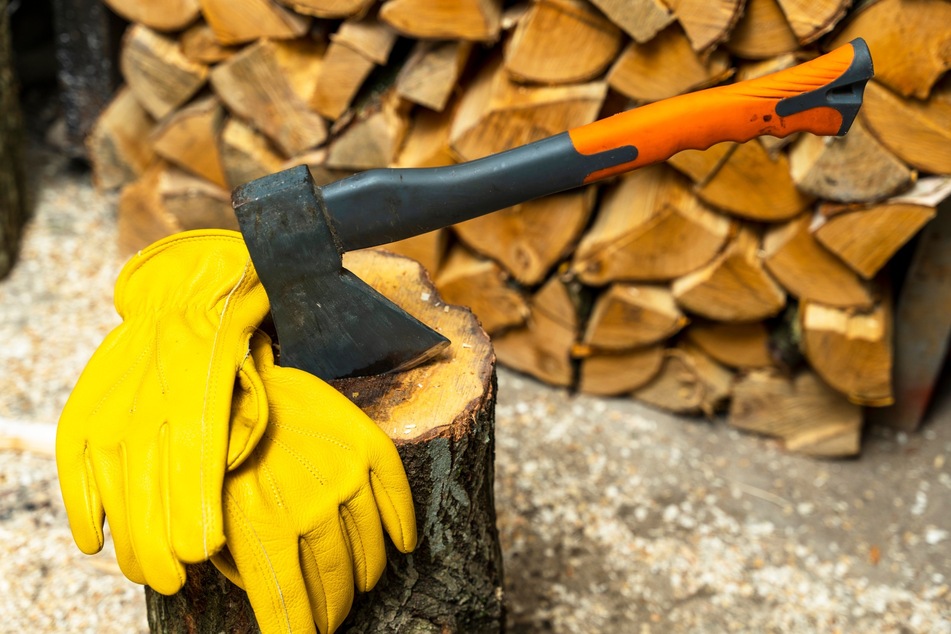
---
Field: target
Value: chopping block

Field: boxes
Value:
[145,249,504,633]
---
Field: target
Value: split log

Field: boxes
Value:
[671,227,786,322]
[146,249,505,633]
[180,22,240,64]
[197,0,310,46]
[394,103,457,169]
[800,299,893,407]
[286,149,354,185]
[396,40,472,112]
[589,0,674,43]
[504,0,622,85]
[492,277,578,387]
[663,0,743,52]
[788,118,913,204]
[450,56,607,160]
[685,321,773,369]
[271,38,327,103]
[578,345,665,396]
[103,0,200,32]
[326,91,410,170]
[572,164,733,285]
[667,141,734,184]
[435,245,530,335]
[211,39,327,157]
[729,369,862,457]
[157,167,237,232]
[379,0,502,42]
[218,117,286,189]
[860,79,951,176]
[0,0,25,278]
[774,0,850,45]
[382,230,448,276]
[607,25,733,103]
[581,284,687,351]
[117,163,182,255]
[812,177,951,279]
[310,17,398,120]
[277,0,375,18]
[831,0,951,100]
[453,188,595,286]
[120,25,209,120]
[687,139,813,221]
[631,345,733,416]
[150,94,228,188]
[87,87,156,191]
[725,0,799,59]
[762,214,874,309]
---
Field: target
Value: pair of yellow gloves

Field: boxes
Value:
[55,230,417,634]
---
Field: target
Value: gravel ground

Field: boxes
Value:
[1,145,949,633]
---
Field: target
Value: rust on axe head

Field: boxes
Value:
[232,166,449,380]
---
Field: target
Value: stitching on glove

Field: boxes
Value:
[260,459,287,510]
[81,441,104,551]
[226,493,293,634]
[89,336,152,417]
[270,420,353,451]
[369,469,408,550]
[200,258,253,559]
[267,433,327,486]
[339,505,369,591]
[158,421,178,583]
[299,537,330,633]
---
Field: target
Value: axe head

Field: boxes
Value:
[232,166,450,380]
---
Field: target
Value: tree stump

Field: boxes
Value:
[0,0,26,279]
[146,249,504,633]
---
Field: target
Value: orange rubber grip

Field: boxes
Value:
[568,40,872,183]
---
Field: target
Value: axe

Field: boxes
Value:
[233,38,873,380]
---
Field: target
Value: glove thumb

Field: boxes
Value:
[225,334,270,470]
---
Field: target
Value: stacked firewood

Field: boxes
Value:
[88,0,951,456]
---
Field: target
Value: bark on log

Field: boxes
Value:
[146,250,504,633]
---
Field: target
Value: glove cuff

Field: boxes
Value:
[114,230,268,323]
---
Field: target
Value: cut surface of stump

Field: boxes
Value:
[146,249,504,633]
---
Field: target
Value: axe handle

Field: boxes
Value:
[322,39,873,251]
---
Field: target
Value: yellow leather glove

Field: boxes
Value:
[56,230,271,595]
[211,332,417,634]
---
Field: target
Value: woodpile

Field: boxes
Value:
[89,0,951,457]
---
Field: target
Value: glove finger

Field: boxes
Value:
[226,348,269,471]
[166,406,228,564]
[222,495,316,634]
[87,446,146,586]
[300,514,356,634]
[55,432,106,555]
[368,443,417,553]
[124,425,186,595]
[210,545,246,590]
[340,489,387,593]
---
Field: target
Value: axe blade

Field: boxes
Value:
[233,166,449,380]
[273,266,450,379]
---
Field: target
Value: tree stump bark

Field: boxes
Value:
[0,0,26,279]
[146,249,504,633]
